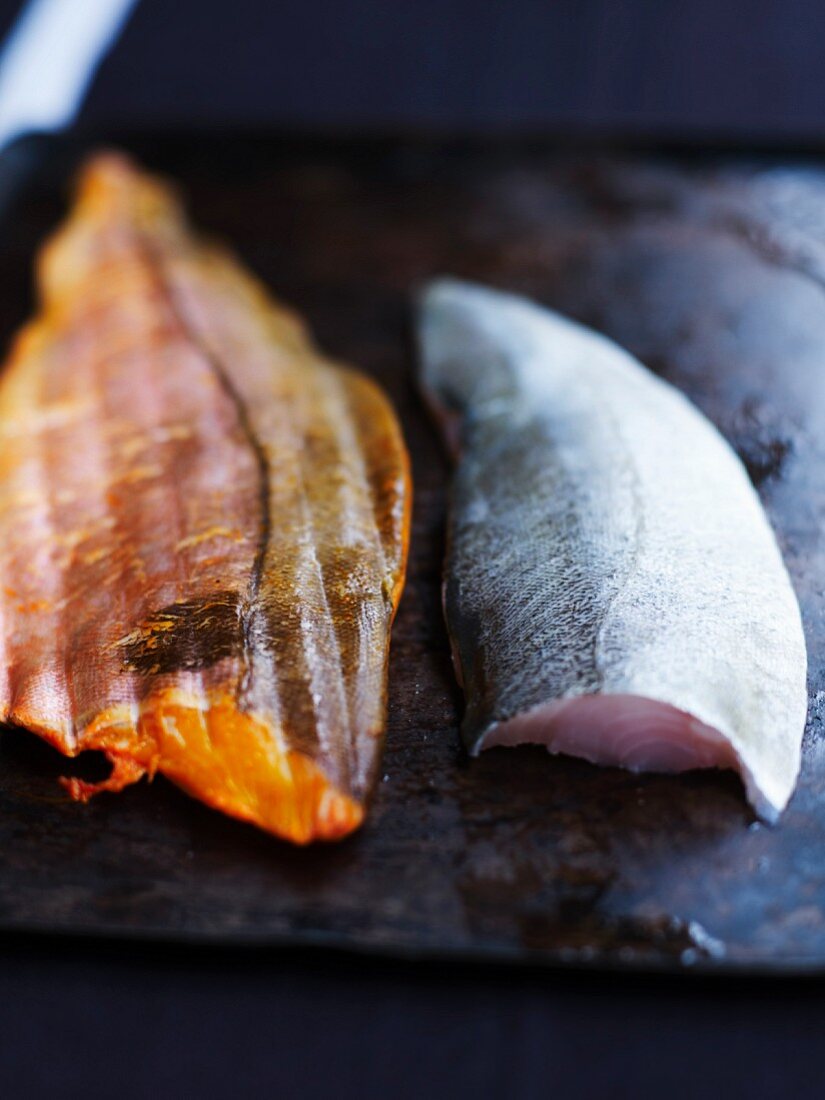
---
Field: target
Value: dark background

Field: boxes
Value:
[3,1,825,1097]
[19,0,825,139]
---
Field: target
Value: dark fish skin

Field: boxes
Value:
[418,279,807,819]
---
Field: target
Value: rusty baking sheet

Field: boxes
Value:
[1,131,824,972]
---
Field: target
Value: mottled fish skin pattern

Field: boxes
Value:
[0,154,410,844]
[418,279,807,819]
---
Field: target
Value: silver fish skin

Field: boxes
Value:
[418,278,808,821]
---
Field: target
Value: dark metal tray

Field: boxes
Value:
[1,130,824,972]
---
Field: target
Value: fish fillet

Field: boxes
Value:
[0,153,410,844]
[418,278,807,820]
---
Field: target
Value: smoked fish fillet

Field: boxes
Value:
[0,154,410,843]
[418,279,807,820]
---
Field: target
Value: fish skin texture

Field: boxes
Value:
[418,278,807,820]
[0,153,410,844]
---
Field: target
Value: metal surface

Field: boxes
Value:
[1,131,825,971]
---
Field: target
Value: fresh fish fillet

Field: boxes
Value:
[418,278,807,820]
[0,153,410,844]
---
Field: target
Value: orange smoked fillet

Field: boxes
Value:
[0,154,410,843]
